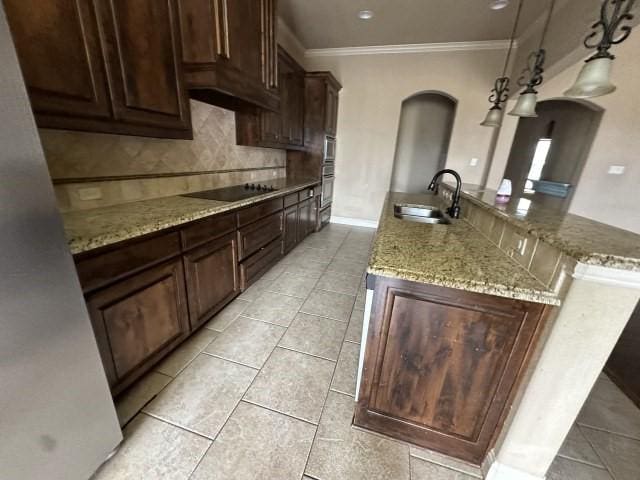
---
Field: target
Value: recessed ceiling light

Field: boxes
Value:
[358,10,374,20]
[489,0,510,10]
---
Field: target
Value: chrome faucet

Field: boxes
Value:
[428,169,462,219]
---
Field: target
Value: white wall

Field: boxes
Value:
[304,47,507,221]
[488,33,640,234]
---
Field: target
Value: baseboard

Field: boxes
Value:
[485,461,546,480]
[330,216,378,229]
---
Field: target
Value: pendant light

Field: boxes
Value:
[509,0,557,118]
[565,0,636,99]
[480,0,524,127]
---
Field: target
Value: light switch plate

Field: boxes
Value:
[470,158,479,167]
[607,165,625,175]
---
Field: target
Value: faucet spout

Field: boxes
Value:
[428,169,462,219]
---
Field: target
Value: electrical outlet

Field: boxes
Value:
[470,158,479,167]
[607,165,625,175]
[77,187,103,201]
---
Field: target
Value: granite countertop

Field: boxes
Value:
[63,177,319,255]
[368,192,560,305]
[445,183,640,272]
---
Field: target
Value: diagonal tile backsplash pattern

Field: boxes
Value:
[40,100,286,212]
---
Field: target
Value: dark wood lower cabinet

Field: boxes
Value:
[283,205,299,253]
[86,258,190,395]
[183,233,239,330]
[77,184,318,396]
[355,276,548,465]
[297,198,313,242]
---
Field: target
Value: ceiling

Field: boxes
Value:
[279,0,549,49]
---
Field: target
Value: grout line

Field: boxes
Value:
[576,422,640,443]
[140,411,217,442]
[240,399,321,427]
[276,345,339,363]
[199,351,261,370]
[576,424,617,478]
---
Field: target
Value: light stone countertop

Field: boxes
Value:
[368,192,560,305]
[445,183,640,272]
[63,178,319,255]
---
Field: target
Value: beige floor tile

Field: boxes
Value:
[411,456,477,479]
[238,276,274,301]
[301,290,355,322]
[410,447,482,478]
[115,372,172,427]
[244,348,335,424]
[316,271,362,296]
[204,298,250,332]
[305,391,410,480]
[284,260,328,279]
[355,288,367,310]
[190,402,316,480]
[546,457,612,480]
[241,291,304,327]
[144,355,256,438]
[301,236,344,251]
[204,316,285,368]
[345,309,365,344]
[268,272,319,298]
[297,247,336,265]
[582,427,640,480]
[155,328,218,377]
[261,261,286,281]
[326,257,367,277]
[279,313,347,361]
[578,376,640,439]
[331,342,360,396]
[334,247,370,263]
[92,414,210,480]
[558,425,604,467]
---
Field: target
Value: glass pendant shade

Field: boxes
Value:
[564,57,616,99]
[480,107,504,127]
[509,92,539,117]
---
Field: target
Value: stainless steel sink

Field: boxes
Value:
[393,204,451,225]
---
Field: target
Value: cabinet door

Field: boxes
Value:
[183,233,239,330]
[325,83,339,136]
[100,0,191,133]
[297,198,313,243]
[356,278,546,464]
[4,0,112,121]
[86,259,189,394]
[283,205,299,253]
[289,68,305,146]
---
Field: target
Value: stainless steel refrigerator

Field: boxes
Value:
[0,5,122,479]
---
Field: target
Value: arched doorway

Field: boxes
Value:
[503,99,603,211]
[390,91,457,193]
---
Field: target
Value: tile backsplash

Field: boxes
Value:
[41,100,286,211]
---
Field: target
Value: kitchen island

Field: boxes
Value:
[355,187,640,478]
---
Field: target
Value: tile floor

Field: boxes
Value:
[92,224,640,480]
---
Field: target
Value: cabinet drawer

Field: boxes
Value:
[284,192,299,208]
[239,237,283,290]
[183,233,239,330]
[237,197,283,227]
[86,258,189,394]
[75,232,181,293]
[181,212,237,251]
[238,212,283,260]
[298,187,315,202]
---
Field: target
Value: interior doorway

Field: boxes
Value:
[390,91,457,193]
[503,99,603,211]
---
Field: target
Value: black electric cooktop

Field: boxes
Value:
[183,183,279,202]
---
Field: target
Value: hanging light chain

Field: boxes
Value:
[517,0,556,94]
[584,0,636,61]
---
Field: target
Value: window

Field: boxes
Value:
[524,138,552,194]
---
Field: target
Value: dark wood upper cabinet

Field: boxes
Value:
[177,0,279,111]
[235,46,305,150]
[5,0,192,139]
[3,0,112,121]
[304,72,341,146]
[100,0,192,133]
[355,276,548,465]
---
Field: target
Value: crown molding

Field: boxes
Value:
[304,40,515,58]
